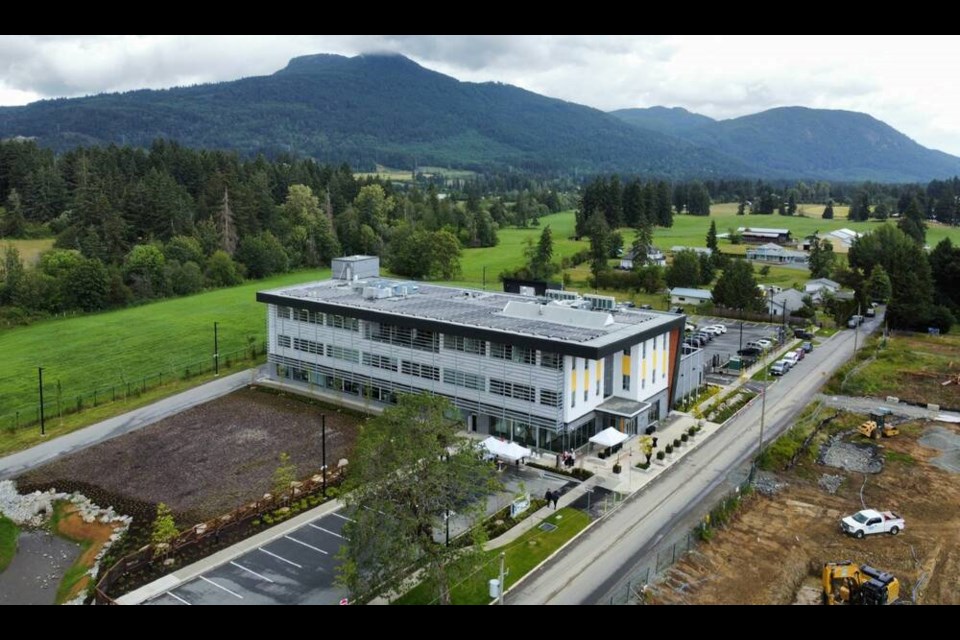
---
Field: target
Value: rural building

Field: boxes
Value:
[670,246,713,256]
[766,289,806,316]
[737,227,792,244]
[824,228,862,253]
[619,247,666,269]
[804,278,840,302]
[669,287,713,306]
[258,257,697,452]
[745,242,808,264]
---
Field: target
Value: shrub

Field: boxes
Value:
[673,438,681,448]
[681,433,689,443]
[636,461,650,470]
[326,487,340,499]
[687,426,697,436]
[665,444,674,454]
[656,451,665,461]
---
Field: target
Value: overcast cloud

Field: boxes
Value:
[2,35,960,156]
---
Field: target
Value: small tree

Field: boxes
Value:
[151,503,179,547]
[273,452,298,496]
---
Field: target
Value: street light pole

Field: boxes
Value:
[321,413,327,498]
[758,348,767,466]
[38,367,45,436]
[214,321,220,377]
[854,303,861,353]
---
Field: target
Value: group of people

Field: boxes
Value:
[544,489,560,509]
[556,450,576,468]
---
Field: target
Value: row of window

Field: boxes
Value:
[489,379,536,403]
[280,307,566,368]
[277,306,359,331]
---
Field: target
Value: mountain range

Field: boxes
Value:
[1,53,958,182]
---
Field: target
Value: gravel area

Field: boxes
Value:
[919,426,960,474]
[818,436,884,474]
[753,471,788,496]
[817,474,844,494]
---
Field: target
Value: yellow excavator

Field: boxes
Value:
[822,561,901,605]
[858,408,898,440]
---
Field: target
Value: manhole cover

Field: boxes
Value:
[538,522,558,532]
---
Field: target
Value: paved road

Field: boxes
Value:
[507,317,883,605]
[0,369,256,480]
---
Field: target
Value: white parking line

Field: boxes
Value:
[332,512,355,523]
[285,535,329,555]
[200,575,244,599]
[231,560,275,583]
[168,591,191,605]
[259,547,302,568]
[309,523,345,539]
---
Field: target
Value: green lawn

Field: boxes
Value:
[394,507,590,605]
[0,269,330,431]
[0,514,17,573]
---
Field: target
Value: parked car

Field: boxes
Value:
[746,340,766,352]
[756,339,773,349]
[865,307,876,317]
[776,357,793,371]
[847,315,863,328]
[639,304,653,310]
[841,509,905,538]
[709,324,728,334]
[794,328,814,340]
[801,341,813,353]
[794,348,805,361]
[701,326,721,336]
[738,346,762,357]
[783,352,800,367]
[769,362,787,376]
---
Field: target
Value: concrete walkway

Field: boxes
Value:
[0,368,257,480]
[815,393,960,421]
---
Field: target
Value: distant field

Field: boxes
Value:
[0,269,329,425]
[1,238,55,266]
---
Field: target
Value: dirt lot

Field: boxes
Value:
[17,387,361,525]
[650,418,960,604]
[826,332,960,409]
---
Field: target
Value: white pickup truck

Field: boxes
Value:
[841,509,905,538]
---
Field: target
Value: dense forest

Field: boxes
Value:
[0,139,569,324]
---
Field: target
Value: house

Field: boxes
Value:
[804,278,840,302]
[670,287,713,306]
[670,246,713,257]
[745,243,809,264]
[258,256,699,451]
[766,289,806,316]
[824,228,862,253]
[619,247,666,269]
[737,227,792,244]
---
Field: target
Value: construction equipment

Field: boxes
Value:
[858,408,898,439]
[822,561,901,605]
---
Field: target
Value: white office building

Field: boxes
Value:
[258,257,700,452]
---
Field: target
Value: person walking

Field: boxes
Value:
[545,489,554,509]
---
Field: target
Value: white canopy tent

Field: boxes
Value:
[480,436,532,462]
[589,427,629,448]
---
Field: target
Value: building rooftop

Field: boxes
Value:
[670,287,713,299]
[258,277,680,352]
[738,227,790,235]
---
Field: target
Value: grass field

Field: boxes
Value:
[1,238,55,266]
[0,514,17,573]
[0,269,329,427]
[394,507,590,605]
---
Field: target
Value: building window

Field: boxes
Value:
[596,378,601,395]
[513,347,536,365]
[277,335,291,348]
[571,392,576,408]
[292,337,323,355]
[326,314,359,332]
[368,323,438,352]
[490,343,513,361]
[443,369,484,390]
[276,306,292,320]
[623,347,630,356]
[401,361,440,381]
[623,374,631,391]
[540,352,562,369]
[489,379,535,402]
[327,345,360,363]
[539,390,560,407]
[362,352,398,372]
[642,342,647,358]
[584,388,588,401]
[443,335,486,355]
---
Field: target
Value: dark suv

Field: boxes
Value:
[793,328,814,340]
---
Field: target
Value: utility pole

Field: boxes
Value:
[38,367,45,436]
[854,303,861,353]
[321,413,327,498]
[214,321,220,377]
[498,552,506,605]
[758,348,768,467]
[482,266,486,291]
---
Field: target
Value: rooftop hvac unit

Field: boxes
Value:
[363,286,392,300]
[584,294,616,311]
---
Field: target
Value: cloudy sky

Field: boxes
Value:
[3,35,960,155]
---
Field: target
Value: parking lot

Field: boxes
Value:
[146,510,350,605]
[688,315,788,384]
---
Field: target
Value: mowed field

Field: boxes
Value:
[1,238,55,266]
[0,269,330,420]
